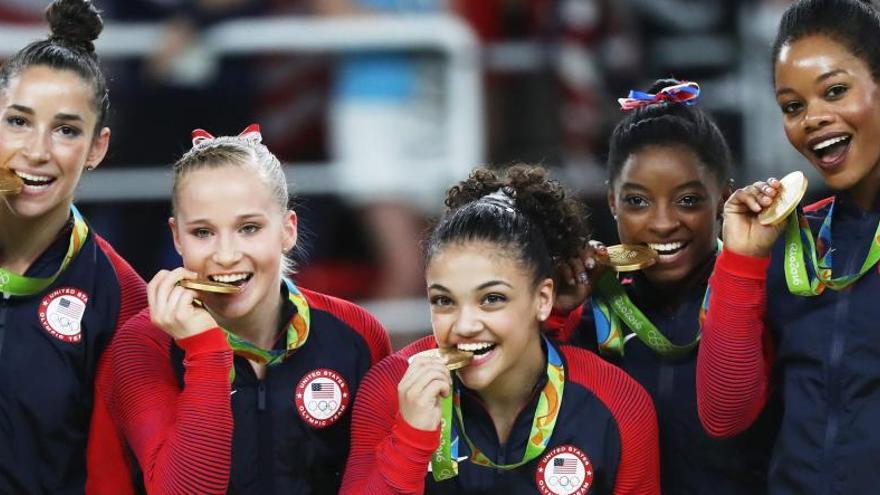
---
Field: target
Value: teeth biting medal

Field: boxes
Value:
[601,244,658,272]
[178,279,241,294]
[409,348,474,371]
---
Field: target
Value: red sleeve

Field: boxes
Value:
[87,236,148,495]
[696,247,774,438]
[543,304,585,342]
[303,288,392,365]
[341,338,439,495]
[562,346,660,495]
[109,310,234,495]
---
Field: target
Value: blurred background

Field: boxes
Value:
[0,0,812,348]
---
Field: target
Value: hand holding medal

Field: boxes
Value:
[398,349,458,432]
[723,171,808,258]
[147,268,221,340]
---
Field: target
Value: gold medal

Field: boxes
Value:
[0,169,23,195]
[179,279,241,294]
[758,170,808,226]
[601,244,658,272]
[409,348,474,371]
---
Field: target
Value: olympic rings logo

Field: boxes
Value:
[307,400,339,413]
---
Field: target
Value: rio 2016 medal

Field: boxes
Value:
[0,169,23,195]
[602,244,658,272]
[409,348,474,371]
[179,279,241,294]
[758,170,808,226]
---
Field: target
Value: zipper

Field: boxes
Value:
[257,381,267,411]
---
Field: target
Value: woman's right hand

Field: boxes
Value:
[397,352,452,431]
[148,267,219,340]
[723,178,790,258]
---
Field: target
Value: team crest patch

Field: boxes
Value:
[294,368,350,428]
[535,445,594,495]
[39,287,88,343]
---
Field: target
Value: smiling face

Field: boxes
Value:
[426,241,553,398]
[609,144,725,287]
[0,65,109,220]
[170,162,297,328]
[775,34,880,194]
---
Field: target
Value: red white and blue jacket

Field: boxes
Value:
[341,336,660,495]
[0,218,147,494]
[698,195,880,494]
[108,282,391,494]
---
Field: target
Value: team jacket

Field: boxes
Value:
[550,257,777,494]
[0,219,147,494]
[108,282,391,494]
[697,194,880,494]
[340,336,660,495]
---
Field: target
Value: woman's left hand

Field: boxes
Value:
[554,241,607,313]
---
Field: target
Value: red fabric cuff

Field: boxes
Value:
[393,414,441,453]
[176,327,230,355]
[716,247,771,280]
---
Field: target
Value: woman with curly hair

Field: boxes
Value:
[341,165,660,495]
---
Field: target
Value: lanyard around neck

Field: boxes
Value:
[784,200,880,296]
[430,336,564,481]
[0,205,88,296]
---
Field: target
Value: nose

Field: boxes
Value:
[802,102,833,134]
[452,305,483,337]
[648,204,681,237]
[212,233,242,266]
[22,129,50,164]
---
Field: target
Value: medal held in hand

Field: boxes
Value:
[758,170,808,226]
[0,168,23,195]
[601,244,658,272]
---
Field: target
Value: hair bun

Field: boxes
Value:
[647,78,683,94]
[46,0,103,53]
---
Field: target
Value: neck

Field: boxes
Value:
[0,200,71,274]
[214,281,284,349]
[846,166,880,211]
[479,334,546,427]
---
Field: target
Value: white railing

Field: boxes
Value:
[0,14,484,202]
[1,15,484,335]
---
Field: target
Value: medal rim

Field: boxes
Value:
[758,170,808,226]
[179,279,241,294]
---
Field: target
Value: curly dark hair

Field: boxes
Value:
[773,0,880,83]
[427,164,590,284]
[0,0,109,132]
[607,78,732,188]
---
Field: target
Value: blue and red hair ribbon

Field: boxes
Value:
[618,82,700,111]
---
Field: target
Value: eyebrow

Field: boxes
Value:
[428,280,513,292]
[8,104,84,123]
[776,69,848,97]
[185,213,268,225]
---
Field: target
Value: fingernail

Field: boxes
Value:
[585,258,596,270]
[577,272,589,284]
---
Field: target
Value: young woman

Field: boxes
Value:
[341,165,660,495]
[0,0,146,492]
[548,79,777,494]
[108,125,392,494]
[697,0,880,492]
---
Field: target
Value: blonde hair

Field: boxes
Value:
[171,134,295,275]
